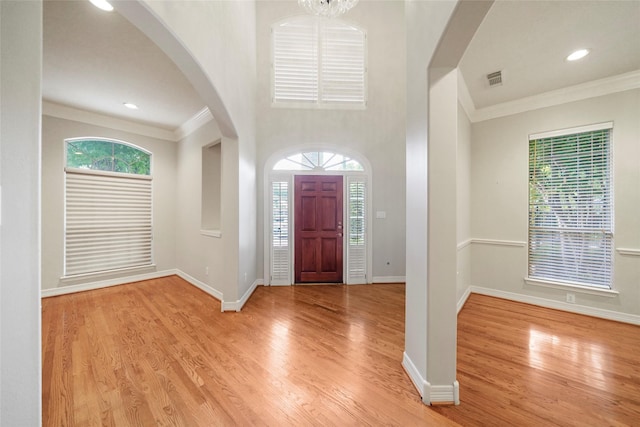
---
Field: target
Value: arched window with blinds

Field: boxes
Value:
[64,138,153,277]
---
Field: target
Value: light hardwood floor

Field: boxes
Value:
[42,276,640,426]
[433,294,640,426]
[42,276,454,426]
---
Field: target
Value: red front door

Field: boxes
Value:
[294,175,343,283]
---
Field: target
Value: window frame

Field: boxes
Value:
[271,15,367,110]
[526,122,614,290]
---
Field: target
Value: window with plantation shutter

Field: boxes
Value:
[272,16,366,108]
[528,123,613,288]
[64,138,153,277]
[347,177,367,283]
[271,180,291,284]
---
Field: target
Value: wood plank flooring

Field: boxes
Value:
[433,294,640,426]
[42,277,640,426]
[42,276,455,426]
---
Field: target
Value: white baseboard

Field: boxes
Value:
[41,269,178,298]
[373,276,406,284]
[175,270,224,305]
[457,286,471,314]
[41,268,261,314]
[221,279,262,312]
[426,381,460,406]
[402,352,426,398]
[471,286,640,326]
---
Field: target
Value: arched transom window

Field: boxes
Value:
[273,151,364,171]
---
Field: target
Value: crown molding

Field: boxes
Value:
[462,69,640,123]
[175,106,214,140]
[42,101,178,141]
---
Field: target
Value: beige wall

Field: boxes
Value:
[470,89,640,316]
[41,115,177,290]
[255,0,407,281]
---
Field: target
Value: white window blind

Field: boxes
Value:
[65,170,152,276]
[528,123,613,288]
[271,180,291,284]
[347,177,366,284]
[272,16,366,107]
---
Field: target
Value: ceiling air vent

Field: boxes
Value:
[487,71,503,87]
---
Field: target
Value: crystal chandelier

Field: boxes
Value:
[298,0,359,18]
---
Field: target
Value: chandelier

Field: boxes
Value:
[298,0,359,18]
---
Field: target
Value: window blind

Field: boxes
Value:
[272,17,366,107]
[65,169,153,276]
[528,124,612,288]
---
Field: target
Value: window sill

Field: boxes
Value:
[201,229,222,238]
[524,277,619,298]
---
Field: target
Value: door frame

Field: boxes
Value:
[263,146,372,286]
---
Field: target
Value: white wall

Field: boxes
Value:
[0,0,42,423]
[404,0,458,400]
[41,115,177,290]
[456,102,471,303]
[471,89,640,317]
[256,0,407,282]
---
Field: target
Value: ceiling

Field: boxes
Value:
[43,1,640,131]
[43,0,204,131]
[460,0,640,109]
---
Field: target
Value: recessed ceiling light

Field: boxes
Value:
[123,102,139,110]
[89,0,114,12]
[566,49,590,61]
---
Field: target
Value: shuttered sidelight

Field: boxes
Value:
[65,169,153,276]
[347,177,367,283]
[271,180,291,284]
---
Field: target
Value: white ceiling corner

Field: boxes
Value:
[459,0,640,116]
[43,0,205,134]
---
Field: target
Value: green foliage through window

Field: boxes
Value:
[66,139,151,175]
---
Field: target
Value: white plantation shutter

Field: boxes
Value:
[321,22,366,104]
[65,169,152,276]
[528,123,613,288]
[347,177,366,284]
[273,20,318,103]
[271,180,291,284]
[272,16,366,107]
